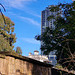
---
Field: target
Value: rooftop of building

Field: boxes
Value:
[34,50,39,52]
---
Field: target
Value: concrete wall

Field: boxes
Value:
[0,52,52,75]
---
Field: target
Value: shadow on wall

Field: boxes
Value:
[32,65,42,75]
[32,64,51,75]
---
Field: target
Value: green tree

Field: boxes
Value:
[36,1,75,70]
[0,14,16,51]
[16,47,22,55]
[0,35,12,51]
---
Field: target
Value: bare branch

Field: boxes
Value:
[62,60,75,64]
[0,3,6,12]
[66,42,73,57]
[0,3,6,24]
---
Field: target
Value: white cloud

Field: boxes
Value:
[7,12,40,27]
[19,16,40,26]
[2,0,36,9]
[2,0,41,18]
[33,14,41,18]
[27,11,41,18]
[21,38,40,44]
[7,12,17,16]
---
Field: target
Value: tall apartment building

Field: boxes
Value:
[41,5,58,65]
[41,5,57,34]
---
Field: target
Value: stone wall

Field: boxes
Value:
[0,52,74,75]
[0,52,52,75]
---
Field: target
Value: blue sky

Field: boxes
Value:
[1,0,73,56]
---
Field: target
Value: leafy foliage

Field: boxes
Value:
[36,1,75,70]
[0,14,16,51]
[0,35,13,51]
[16,47,22,55]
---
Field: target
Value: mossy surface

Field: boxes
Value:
[0,54,5,58]
[0,51,53,67]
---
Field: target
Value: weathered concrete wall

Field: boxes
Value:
[0,52,52,75]
[0,52,74,75]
